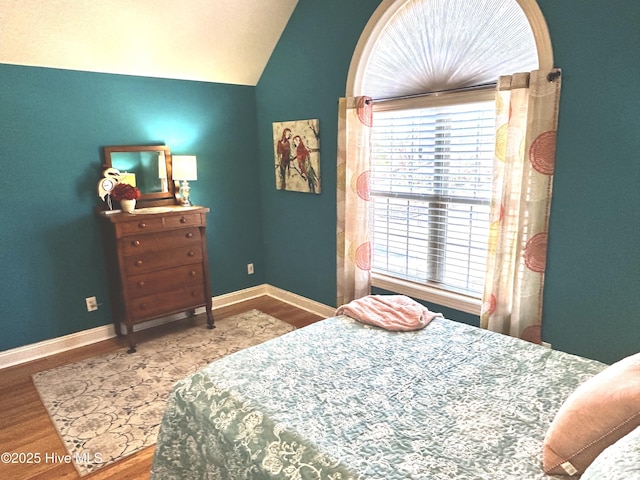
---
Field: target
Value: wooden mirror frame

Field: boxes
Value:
[102,145,178,207]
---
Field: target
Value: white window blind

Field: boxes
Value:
[371,93,495,298]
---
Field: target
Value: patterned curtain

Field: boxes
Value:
[481,69,562,343]
[336,96,373,307]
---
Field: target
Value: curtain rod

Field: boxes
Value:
[371,82,497,104]
[371,69,562,104]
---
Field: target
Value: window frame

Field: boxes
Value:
[370,87,495,314]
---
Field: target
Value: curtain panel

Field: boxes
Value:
[481,69,562,343]
[336,97,373,307]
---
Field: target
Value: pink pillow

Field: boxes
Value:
[542,352,640,476]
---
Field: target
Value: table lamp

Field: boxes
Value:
[172,155,197,206]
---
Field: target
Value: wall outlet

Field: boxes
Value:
[247,263,254,275]
[85,296,98,312]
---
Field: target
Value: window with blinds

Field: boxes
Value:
[370,91,495,298]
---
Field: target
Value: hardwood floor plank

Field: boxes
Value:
[0,297,323,480]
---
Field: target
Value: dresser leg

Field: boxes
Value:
[206,311,215,329]
[126,328,137,353]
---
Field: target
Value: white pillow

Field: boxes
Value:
[581,426,640,480]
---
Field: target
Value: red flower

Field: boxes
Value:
[111,183,141,201]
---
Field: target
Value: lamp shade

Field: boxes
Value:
[172,155,198,181]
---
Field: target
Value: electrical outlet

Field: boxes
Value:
[247,263,254,275]
[85,296,98,312]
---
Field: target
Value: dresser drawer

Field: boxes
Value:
[119,227,201,255]
[124,264,204,299]
[124,246,203,276]
[164,214,203,229]
[129,286,207,322]
[115,217,165,236]
[114,213,204,237]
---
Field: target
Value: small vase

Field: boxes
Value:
[120,199,136,213]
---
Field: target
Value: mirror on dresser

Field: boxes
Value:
[103,145,177,207]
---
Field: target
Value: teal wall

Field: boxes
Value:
[535,0,640,363]
[2,0,639,365]
[0,65,264,351]
[256,0,640,364]
[256,0,379,307]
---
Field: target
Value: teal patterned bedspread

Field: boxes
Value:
[151,315,606,480]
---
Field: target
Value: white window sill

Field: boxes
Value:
[371,273,481,316]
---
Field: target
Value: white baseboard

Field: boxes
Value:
[0,285,334,370]
[210,284,335,318]
[0,324,119,370]
[263,285,336,318]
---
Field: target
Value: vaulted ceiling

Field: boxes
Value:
[0,0,299,85]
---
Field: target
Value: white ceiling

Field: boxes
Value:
[0,0,298,85]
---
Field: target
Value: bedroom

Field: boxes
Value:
[0,0,639,477]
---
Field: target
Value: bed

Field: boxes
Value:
[150,306,637,479]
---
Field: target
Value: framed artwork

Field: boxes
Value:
[273,119,320,194]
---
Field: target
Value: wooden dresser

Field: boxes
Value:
[99,206,214,352]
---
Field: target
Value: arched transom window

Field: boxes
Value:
[348,0,552,98]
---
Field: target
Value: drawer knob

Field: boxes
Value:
[186,232,194,239]
[137,281,145,287]
[191,291,198,297]
[180,217,187,224]
[140,303,148,310]
[187,251,195,257]
[132,240,140,247]
[189,270,196,277]
[138,222,147,229]
[135,260,143,267]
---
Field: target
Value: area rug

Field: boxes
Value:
[31,310,295,476]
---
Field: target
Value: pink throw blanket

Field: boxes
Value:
[335,295,442,331]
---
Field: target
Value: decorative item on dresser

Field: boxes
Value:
[172,155,198,206]
[97,145,214,353]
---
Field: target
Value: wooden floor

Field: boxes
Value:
[0,296,324,480]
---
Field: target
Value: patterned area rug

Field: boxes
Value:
[32,310,295,476]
